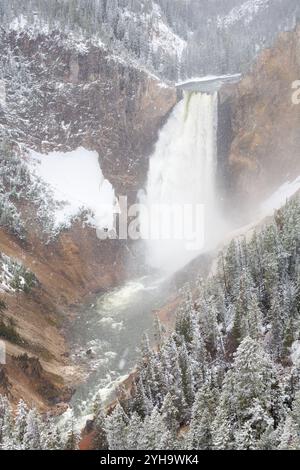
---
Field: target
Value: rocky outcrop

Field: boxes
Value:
[218,25,300,220]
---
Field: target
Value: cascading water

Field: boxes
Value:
[140,90,219,273]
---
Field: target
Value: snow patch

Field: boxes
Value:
[176,73,241,87]
[291,340,300,366]
[28,147,116,231]
[260,176,300,216]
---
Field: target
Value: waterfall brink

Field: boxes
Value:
[140,91,220,274]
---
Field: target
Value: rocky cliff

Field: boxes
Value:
[218,24,300,220]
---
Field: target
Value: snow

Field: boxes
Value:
[28,147,116,231]
[217,0,269,29]
[176,73,241,87]
[0,254,26,293]
[9,15,28,30]
[6,6,183,83]
[9,14,102,54]
[260,176,300,216]
[0,257,15,293]
[120,3,186,60]
[291,340,300,366]
[150,3,186,59]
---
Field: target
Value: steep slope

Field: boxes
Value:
[1,1,299,81]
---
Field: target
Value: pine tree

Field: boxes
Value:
[105,404,129,450]
[212,337,283,450]
[140,407,170,450]
[126,412,143,450]
[186,383,218,450]
[23,408,42,450]
[64,410,80,451]
[93,394,108,450]
[0,395,13,449]
[160,393,179,439]
[178,343,195,412]
[13,400,29,448]
[279,415,300,450]
[160,335,186,414]
[190,327,208,390]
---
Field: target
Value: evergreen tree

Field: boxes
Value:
[93,394,108,450]
[23,409,42,450]
[105,404,129,450]
[212,337,283,450]
[186,383,218,450]
[13,400,29,448]
[64,410,80,451]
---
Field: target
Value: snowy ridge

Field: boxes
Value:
[150,3,186,58]
[260,176,300,216]
[217,0,269,29]
[6,3,185,82]
[9,15,103,54]
[121,3,186,58]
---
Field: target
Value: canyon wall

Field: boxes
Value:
[218,25,300,220]
[0,30,177,407]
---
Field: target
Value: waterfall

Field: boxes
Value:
[140,91,220,273]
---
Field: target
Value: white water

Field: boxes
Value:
[70,274,172,418]
[140,91,220,273]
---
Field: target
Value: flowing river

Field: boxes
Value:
[70,275,174,418]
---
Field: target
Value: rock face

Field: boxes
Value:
[218,25,300,220]
[0,30,177,408]
[1,30,177,198]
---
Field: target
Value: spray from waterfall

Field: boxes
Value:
[140,90,223,274]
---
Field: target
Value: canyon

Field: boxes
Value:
[0,21,300,414]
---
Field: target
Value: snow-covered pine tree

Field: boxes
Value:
[212,337,283,450]
[105,403,129,450]
[93,394,108,450]
[186,382,218,450]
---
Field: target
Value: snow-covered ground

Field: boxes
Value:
[28,148,116,231]
[260,176,300,216]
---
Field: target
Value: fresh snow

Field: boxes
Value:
[0,255,17,293]
[291,340,300,366]
[0,254,26,293]
[217,0,269,29]
[28,147,116,231]
[260,176,300,216]
[151,3,186,58]
[121,3,186,60]
[176,73,242,87]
